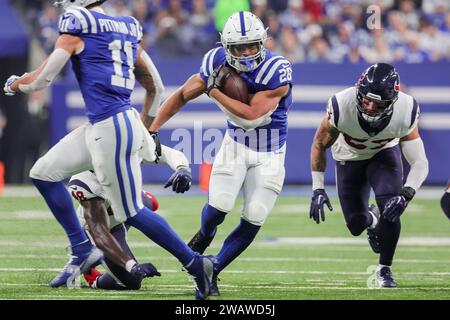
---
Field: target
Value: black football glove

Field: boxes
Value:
[130,262,161,278]
[382,186,415,223]
[309,189,333,224]
[206,65,228,96]
[164,168,192,193]
[148,131,162,162]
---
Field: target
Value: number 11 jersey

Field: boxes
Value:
[58,6,143,123]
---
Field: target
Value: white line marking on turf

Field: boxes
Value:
[1,268,450,277]
[2,237,450,248]
[2,254,450,265]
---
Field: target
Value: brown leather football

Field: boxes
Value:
[218,66,249,104]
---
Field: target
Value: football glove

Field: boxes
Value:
[382,186,415,223]
[130,262,161,278]
[206,65,227,96]
[3,75,21,96]
[148,131,162,162]
[164,168,192,193]
[309,189,333,224]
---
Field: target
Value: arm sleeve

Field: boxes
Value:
[143,145,189,171]
[400,137,429,191]
[140,50,165,117]
[18,48,71,93]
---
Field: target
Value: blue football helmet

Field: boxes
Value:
[356,63,400,126]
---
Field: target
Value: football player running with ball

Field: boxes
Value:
[309,63,429,287]
[150,11,293,296]
[3,0,213,299]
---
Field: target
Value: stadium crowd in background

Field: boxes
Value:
[15,0,450,63]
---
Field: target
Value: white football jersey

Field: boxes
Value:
[328,87,419,161]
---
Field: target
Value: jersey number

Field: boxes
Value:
[279,66,292,83]
[109,40,135,90]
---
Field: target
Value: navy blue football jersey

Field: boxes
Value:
[58,6,143,123]
[200,47,293,151]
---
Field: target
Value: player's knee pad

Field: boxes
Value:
[29,157,57,182]
[242,201,269,226]
[347,214,368,236]
[209,192,235,213]
[441,193,450,220]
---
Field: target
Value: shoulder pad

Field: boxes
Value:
[254,56,292,89]
[59,7,98,35]
[199,47,226,81]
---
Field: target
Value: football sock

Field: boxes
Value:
[378,216,401,266]
[201,204,227,238]
[127,207,194,266]
[31,179,90,252]
[215,218,260,273]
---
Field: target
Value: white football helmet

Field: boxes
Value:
[221,11,268,73]
[53,0,106,10]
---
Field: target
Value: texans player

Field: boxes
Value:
[150,11,293,295]
[309,63,429,287]
[3,0,213,299]
[70,144,192,290]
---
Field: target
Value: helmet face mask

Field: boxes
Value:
[356,63,400,127]
[221,12,267,73]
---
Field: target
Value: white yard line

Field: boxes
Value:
[1,254,450,264]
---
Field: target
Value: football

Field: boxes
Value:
[219,66,249,104]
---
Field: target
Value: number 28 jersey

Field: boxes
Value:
[199,47,293,152]
[328,87,419,161]
[58,6,143,124]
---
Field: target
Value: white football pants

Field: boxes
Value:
[30,108,156,222]
[208,132,286,226]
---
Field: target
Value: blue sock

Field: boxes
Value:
[215,219,260,273]
[127,207,194,266]
[201,204,227,238]
[31,178,90,252]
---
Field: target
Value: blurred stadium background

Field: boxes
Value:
[0,0,450,300]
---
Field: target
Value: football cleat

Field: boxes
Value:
[188,230,214,254]
[50,246,104,288]
[184,254,214,300]
[367,204,381,254]
[83,268,102,288]
[210,272,221,296]
[376,266,398,288]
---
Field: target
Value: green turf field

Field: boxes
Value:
[1,191,450,300]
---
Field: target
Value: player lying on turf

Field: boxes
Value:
[310,63,429,287]
[68,144,192,290]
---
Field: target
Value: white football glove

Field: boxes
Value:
[3,75,21,96]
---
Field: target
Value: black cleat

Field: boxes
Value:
[210,272,220,296]
[367,204,381,254]
[188,230,214,254]
[376,266,398,288]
